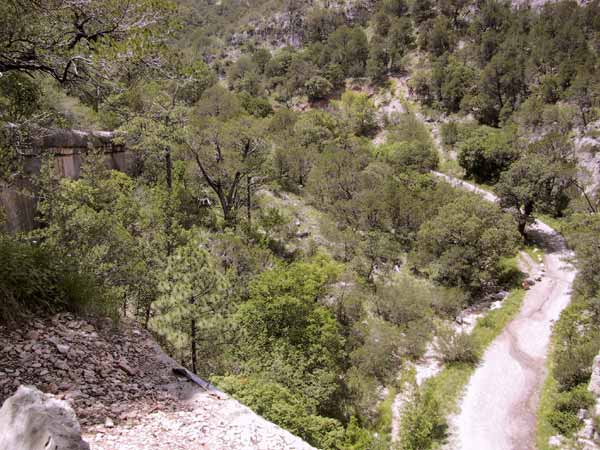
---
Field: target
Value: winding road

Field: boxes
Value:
[433,171,576,450]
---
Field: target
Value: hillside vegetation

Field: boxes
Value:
[1,0,600,449]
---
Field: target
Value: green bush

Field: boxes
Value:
[431,287,468,319]
[0,235,103,322]
[213,375,345,449]
[305,76,333,101]
[412,194,520,298]
[545,382,596,436]
[555,384,595,413]
[239,93,273,117]
[383,141,439,173]
[435,325,480,365]
[350,318,403,383]
[554,329,599,390]
[547,410,580,436]
[399,388,444,450]
[457,126,518,184]
[440,121,459,147]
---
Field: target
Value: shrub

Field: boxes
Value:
[0,235,104,322]
[554,345,597,387]
[214,375,345,449]
[457,126,518,184]
[346,367,381,423]
[413,194,520,298]
[350,318,403,383]
[239,93,273,117]
[435,325,480,365]
[378,141,439,173]
[399,388,444,450]
[555,384,595,413]
[305,76,333,101]
[335,91,378,136]
[375,276,433,327]
[548,356,596,436]
[554,329,599,390]
[547,410,580,436]
[402,320,431,359]
[440,122,459,147]
[431,287,468,319]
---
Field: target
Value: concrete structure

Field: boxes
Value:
[1,128,134,232]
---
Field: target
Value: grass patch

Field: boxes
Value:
[536,214,565,234]
[438,157,465,179]
[537,351,560,450]
[471,289,525,353]
[0,235,112,323]
[523,242,544,263]
[459,176,497,194]
[422,363,473,416]
[409,288,526,446]
[376,387,397,435]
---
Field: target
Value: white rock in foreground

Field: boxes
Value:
[0,385,90,450]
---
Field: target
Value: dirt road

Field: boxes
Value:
[434,172,576,450]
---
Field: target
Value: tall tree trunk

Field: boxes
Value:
[573,180,597,213]
[190,318,197,374]
[165,146,173,256]
[247,175,252,225]
[165,147,173,190]
[223,203,236,228]
[517,217,527,238]
[518,201,534,237]
[581,105,588,128]
[144,301,151,329]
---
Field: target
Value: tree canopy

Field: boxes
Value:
[0,0,174,82]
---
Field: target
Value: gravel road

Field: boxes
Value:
[433,172,576,450]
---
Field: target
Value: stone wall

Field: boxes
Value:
[1,128,134,232]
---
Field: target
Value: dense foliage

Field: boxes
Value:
[2,0,600,448]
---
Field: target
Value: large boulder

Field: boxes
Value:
[0,385,89,450]
[586,354,600,445]
[589,354,600,397]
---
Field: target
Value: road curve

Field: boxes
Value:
[433,171,576,450]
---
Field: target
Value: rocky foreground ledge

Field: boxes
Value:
[0,314,315,450]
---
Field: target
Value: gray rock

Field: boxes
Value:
[56,344,71,355]
[548,435,563,447]
[0,385,90,450]
[589,354,600,396]
[25,331,39,341]
[117,359,136,376]
[580,418,595,439]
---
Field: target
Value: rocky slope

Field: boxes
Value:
[0,313,315,450]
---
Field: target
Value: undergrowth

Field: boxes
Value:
[398,288,526,448]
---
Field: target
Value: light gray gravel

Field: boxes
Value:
[434,174,576,450]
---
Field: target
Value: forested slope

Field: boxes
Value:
[1,0,600,449]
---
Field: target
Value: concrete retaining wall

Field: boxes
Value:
[1,128,134,232]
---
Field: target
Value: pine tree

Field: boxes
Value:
[150,236,227,374]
